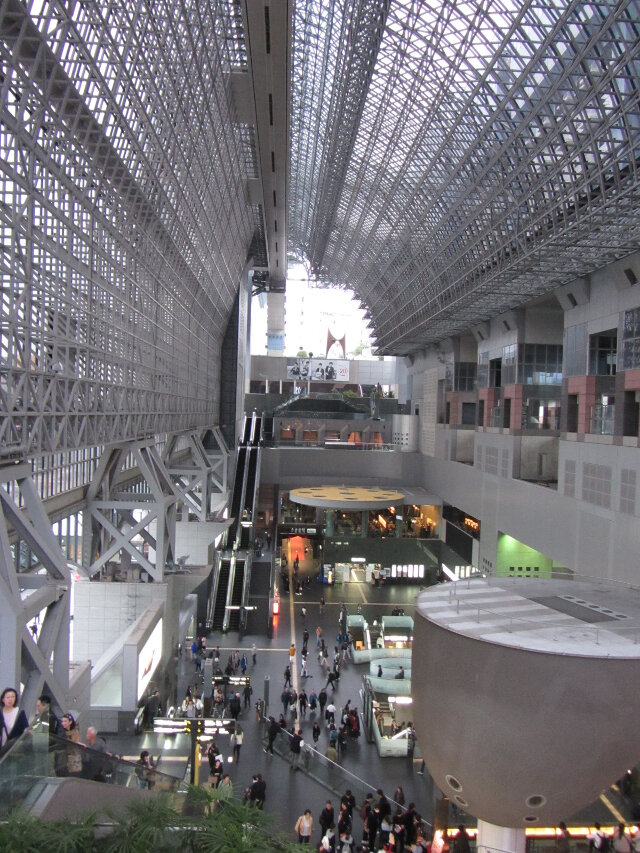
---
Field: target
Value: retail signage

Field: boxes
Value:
[391,564,425,579]
[286,358,350,382]
[281,526,317,534]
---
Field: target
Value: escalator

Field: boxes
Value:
[240,448,258,549]
[210,412,263,633]
[211,558,231,632]
[242,416,252,445]
[251,415,262,445]
[227,559,245,631]
[227,446,246,545]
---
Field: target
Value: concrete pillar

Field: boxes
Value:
[476,821,526,853]
[266,292,285,356]
[326,509,335,537]
[361,511,368,538]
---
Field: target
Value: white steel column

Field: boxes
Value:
[477,822,526,853]
[164,429,230,522]
[0,463,70,714]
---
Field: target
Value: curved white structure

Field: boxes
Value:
[413,578,640,827]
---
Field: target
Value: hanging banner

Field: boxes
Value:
[286,358,350,382]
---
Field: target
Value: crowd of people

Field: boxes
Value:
[0,688,125,784]
[292,787,431,852]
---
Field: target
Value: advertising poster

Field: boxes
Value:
[286,358,350,382]
[137,619,163,700]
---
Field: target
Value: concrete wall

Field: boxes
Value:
[413,601,640,826]
[259,433,639,582]
[175,520,223,565]
[72,581,167,664]
[260,445,419,487]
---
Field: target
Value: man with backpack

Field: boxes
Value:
[588,824,611,853]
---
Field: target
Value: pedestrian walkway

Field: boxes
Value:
[177,570,433,841]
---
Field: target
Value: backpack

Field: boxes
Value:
[592,834,610,853]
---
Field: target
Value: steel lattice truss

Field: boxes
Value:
[289,0,640,354]
[0,0,262,457]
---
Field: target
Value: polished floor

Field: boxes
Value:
[111,542,635,843]
[181,549,434,842]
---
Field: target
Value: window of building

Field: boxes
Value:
[588,330,617,375]
[620,469,636,516]
[622,308,640,370]
[518,344,563,385]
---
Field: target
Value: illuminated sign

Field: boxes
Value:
[137,619,163,700]
[464,516,480,532]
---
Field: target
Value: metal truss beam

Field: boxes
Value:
[84,441,178,582]
[0,0,263,456]
[289,0,640,354]
[163,430,230,522]
[0,463,69,715]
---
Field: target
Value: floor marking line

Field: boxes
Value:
[289,563,300,695]
[600,792,625,823]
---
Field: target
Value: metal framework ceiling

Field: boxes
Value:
[288,0,640,354]
[0,0,264,457]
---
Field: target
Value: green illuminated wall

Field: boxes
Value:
[496,533,553,578]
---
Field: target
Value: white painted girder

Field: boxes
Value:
[84,441,178,582]
[0,465,70,715]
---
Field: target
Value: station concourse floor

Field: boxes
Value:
[179,566,435,841]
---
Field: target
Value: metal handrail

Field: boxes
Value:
[259,718,433,830]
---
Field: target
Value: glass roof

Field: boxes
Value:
[288,0,640,353]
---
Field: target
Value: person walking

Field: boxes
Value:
[612,824,632,853]
[312,721,321,744]
[229,692,241,720]
[319,687,328,717]
[290,729,303,770]
[325,701,336,726]
[308,688,318,712]
[231,722,243,764]
[454,825,472,853]
[284,665,292,688]
[295,809,314,844]
[265,715,279,754]
[282,687,291,717]
[319,800,335,838]
[249,773,266,808]
[252,643,257,665]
